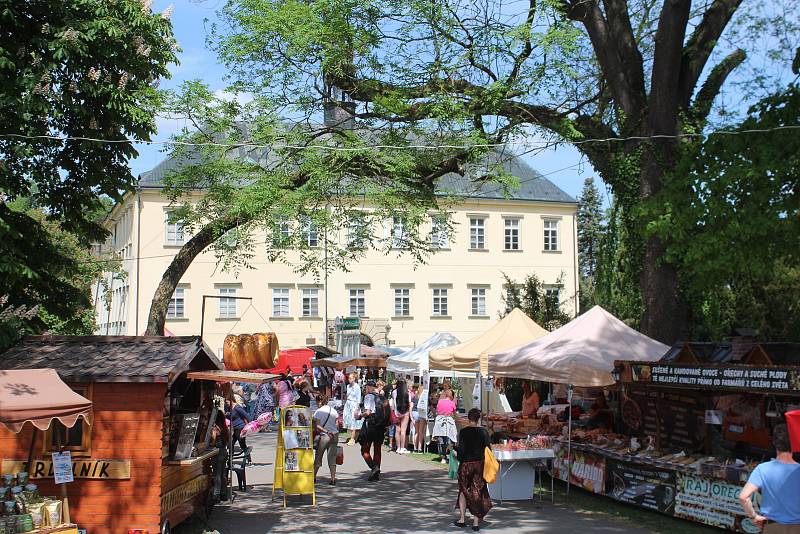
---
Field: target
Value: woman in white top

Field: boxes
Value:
[343,373,363,445]
[312,391,340,485]
[392,379,411,454]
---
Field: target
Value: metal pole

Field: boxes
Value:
[324,220,329,348]
[566,383,573,497]
[199,295,253,344]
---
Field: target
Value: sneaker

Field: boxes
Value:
[441,458,447,464]
[368,466,380,481]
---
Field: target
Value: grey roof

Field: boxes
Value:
[0,335,223,384]
[138,142,576,204]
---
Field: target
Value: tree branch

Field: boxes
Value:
[689,48,746,125]
[648,0,691,134]
[678,0,744,108]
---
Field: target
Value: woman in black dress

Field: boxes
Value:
[454,408,492,531]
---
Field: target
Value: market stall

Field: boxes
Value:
[387,333,461,376]
[0,368,91,533]
[605,342,800,532]
[0,335,225,534]
[310,344,390,379]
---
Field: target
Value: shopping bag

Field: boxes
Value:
[483,447,499,484]
[786,410,800,451]
[336,445,344,465]
[448,450,459,479]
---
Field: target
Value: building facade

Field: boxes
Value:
[95,159,579,357]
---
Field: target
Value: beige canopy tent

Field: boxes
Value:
[488,305,669,387]
[429,308,549,375]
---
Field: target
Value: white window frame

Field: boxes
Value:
[218,287,238,318]
[301,288,319,317]
[165,212,185,246]
[432,287,449,316]
[272,287,290,318]
[347,213,367,249]
[167,287,185,319]
[471,288,487,316]
[543,219,559,251]
[272,216,291,247]
[394,288,410,317]
[391,216,407,249]
[469,217,486,250]
[544,285,561,305]
[430,216,449,249]
[301,217,318,248]
[349,288,366,317]
[504,218,520,250]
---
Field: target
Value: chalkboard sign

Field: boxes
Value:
[626,389,705,451]
[203,407,218,447]
[606,459,676,513]
[173,413,200,460]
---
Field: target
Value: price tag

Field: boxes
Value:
[52,451,73,484]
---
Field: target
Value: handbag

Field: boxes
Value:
[336,445,344,465]
[483,446,499,484]
[448,450,459,479]
[390,409,400,425]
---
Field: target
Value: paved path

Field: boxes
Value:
[176,432,653,533]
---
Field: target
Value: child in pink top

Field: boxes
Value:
[436,396,457,416]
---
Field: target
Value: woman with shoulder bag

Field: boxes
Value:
[393,379,411,453]
[312,391,340,485]
[453,408,492,531]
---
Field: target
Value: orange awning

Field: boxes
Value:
[0,369,92,433]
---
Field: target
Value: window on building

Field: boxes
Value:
[432,288,449,316]
[218,287,237,318]
[165,212,185,245]
[504,218,520,250]
[272,287,290,317]
[471,288,487,316]
[469,217,486,249]
[394,288,410,317]
[543,219,559,251]
[44,385,92,456]
[301,288,319,317]
[167,288,185,319]
[347,213,368,249]
[544,285,561,305]
[301,217,318,248]
[349,288,366,317]
[271,216,291,248]
[391,216,407,249]
[430,216,449,249]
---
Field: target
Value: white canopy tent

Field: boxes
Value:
[387,333,475,377]
[429,308,549,375]
[489,305,669,387]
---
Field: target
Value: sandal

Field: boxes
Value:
[329,480,336,486]
[453,520,466,528]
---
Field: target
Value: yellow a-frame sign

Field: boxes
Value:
[272,405,316,506]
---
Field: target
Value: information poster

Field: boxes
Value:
[606,459,676,513]
[51,451,73,484]
[552,443,605,494]
[674,474,761,533]
[630,363,800,393]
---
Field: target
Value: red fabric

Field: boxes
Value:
[261,348,314,375]
[786,410,800,452]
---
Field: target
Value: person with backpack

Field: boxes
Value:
[357,380,388,481]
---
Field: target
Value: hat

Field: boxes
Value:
[365,379,377,387]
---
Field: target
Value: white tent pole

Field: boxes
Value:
[566,383,573,497]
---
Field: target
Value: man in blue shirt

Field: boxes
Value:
[740,423,800,532]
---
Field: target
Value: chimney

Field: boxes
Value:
[323,85,355,131]
[731,327,757,361]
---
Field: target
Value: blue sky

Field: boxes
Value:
[131,1,602,203]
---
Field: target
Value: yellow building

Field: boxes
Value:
[95,156,579,356]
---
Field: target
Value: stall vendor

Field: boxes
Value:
[521,381,540,417]
[586,394,614,430]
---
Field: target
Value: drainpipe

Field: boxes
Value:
[572,208,579,316]
[134,188,142,335]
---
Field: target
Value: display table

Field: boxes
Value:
[488,448,555,503]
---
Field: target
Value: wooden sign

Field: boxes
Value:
[173,413,200,460]
[161,474,209,514]
[3,459,131,480]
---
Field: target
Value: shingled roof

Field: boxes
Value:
[0,336,222,384]
[138,139,576,204]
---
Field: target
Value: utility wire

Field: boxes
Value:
[1,124,799,151]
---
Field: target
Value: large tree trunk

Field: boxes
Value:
[145,218,239,336]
